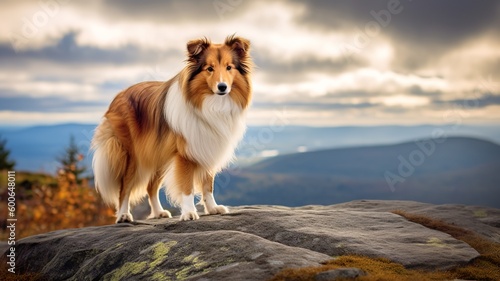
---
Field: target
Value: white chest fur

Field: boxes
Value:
[164,81,246,172]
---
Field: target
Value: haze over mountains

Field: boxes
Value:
[216,137,500,208]
[1,124,499,208]
[1,123,499,172]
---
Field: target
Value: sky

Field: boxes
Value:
[0,0,499,127]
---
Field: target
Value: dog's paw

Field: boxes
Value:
[148,210,172,219]
[116,213,134,223]
[179,211,200,221]
[205,204,229,215]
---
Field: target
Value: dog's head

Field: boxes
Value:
[184,35,252,110]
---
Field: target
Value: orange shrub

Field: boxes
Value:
[1,171,115,240]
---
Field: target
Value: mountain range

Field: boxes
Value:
[1,123,499,208]
[215,137,500,208]
[1,123,499,172]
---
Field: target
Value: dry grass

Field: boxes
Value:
[0,267,40,281]
[393,210,500,281]
[269,255,450,281]
[270,210,500,281]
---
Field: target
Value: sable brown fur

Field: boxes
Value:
[91,35,252,222]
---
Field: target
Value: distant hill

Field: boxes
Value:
[0,123,96,173]
[216,137,500,208]
[2,123,499,208]
[1,123,500,172]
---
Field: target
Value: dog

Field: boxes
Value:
[91,35,252,223]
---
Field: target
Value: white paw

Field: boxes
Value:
[116,213,133,223]
[179,193,199,221]
[148,210,172,219]
[205,204,229,215]
[179,211,200,221]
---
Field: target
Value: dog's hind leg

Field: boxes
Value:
[116,160,136,223]
[200,172,229,215]
[117,189,133,223]
[147,170,172,219]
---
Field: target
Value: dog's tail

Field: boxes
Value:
[91,119,126,209]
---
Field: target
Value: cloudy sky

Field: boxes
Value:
[1,0,499,127]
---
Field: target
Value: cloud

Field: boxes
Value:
[0,92,106,112]
[408,85,443,98]
[0,0,498,127]
[293,0,500,70]
[434,93,500,109]
[253,52,368,83]
[1,31,177,65]
[294,0,500,46]
[101,0,254,22]
[252,101,379,111]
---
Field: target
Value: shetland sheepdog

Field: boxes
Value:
[91,35,252,223]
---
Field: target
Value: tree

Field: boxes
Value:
[57,135,87,184]
[0,134,15,170]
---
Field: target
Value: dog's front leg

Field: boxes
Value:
[172,156,200,221]
[201,173,229,215]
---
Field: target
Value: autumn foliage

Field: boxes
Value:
[0,169,115,240]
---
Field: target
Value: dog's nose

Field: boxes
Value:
[217,83,227,93]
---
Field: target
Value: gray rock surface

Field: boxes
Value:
[150,206,479,270]
[13,225,329,281]
[0,241,8,257]
[3,201,489,280]
[315,268,366,280]
[325,200,500,243]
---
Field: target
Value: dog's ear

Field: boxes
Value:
[187,38,211,61]
[225,35,250,59]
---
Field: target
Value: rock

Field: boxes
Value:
[327,200,500,243]
[0,241,8,256]
[10,226,329,281]
[1,201,485,280]
[152,206,479,270]
[315,268,366,280]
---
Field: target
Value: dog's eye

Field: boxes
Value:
[207,66,214,72]
[226,66,232,71]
